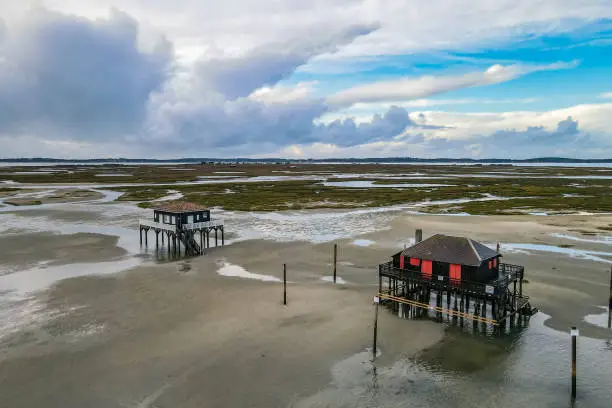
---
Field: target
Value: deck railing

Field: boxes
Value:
[139,219,224,232]
[182,220,224,230]
[139,219,177,232]
[378,261,524,296]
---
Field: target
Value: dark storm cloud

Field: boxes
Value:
[0,8,172,139]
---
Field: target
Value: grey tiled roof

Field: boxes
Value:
[401,234,499,266]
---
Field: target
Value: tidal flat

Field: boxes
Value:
[0,163,610,407]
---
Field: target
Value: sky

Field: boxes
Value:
[1,1,612,159]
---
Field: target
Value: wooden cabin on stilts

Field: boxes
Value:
[377,230,537,333]
[139,201,224,257]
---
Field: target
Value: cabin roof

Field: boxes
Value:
[398,234,499,267]
[153,201,208,213]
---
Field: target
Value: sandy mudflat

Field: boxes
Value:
[0,206,611,407]
[0,250,443,408]
[0,232,127,275]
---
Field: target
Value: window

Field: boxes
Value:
[421,260,432,280]
[493,258,497,267]
[489,260,492,269]
[162,214,167,223]
[410,258,421,266]
[399,255,405,269]
[450,264,461,284]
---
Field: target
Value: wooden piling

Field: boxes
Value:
[608,266,612,329]
[571,326,578,400]
[155,230,159,248]
[333,243,337,284]
[372,297,379,361]
[139,228,142,246]
[221,227,224,246]
[283,263,287,305]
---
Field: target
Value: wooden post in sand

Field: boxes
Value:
[333,243,337,284]
[283,263,287,306]
[571,326,578,400]
[608,266,612,329]
[372,296,380,361]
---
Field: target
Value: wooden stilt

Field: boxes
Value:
[215,228,218,247]
[221,227,224,246]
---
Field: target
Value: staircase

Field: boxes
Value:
[178,231,201,256]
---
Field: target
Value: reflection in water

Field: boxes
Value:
[295,313,611,408]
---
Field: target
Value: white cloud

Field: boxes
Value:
[249,82,317,104]
[599,92,612,98]
[326,61,578,107]
[3,1,612,63]
[0,3,611,158]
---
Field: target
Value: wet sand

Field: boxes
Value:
[0,205,611,407]
[0,232,127,275]
[0,249,444,408]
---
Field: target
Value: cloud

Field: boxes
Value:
[424,116,593,159]
[599,92,612,98]
[326,61,578,107]
[249,82,317,104]
[0,8,172,139]
[0,4,611,159]
[195,23,378,99]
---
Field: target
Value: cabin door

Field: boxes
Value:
[421,260,432,280]
[450,264,461,285]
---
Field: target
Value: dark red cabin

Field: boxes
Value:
[392,234,501,284]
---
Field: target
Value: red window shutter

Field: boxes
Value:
[421,260,432,280]
[493,258,497,267]
[489,260,492,269]
[450,264,461,284]
[399,255,405,269]
[410,257,421,266]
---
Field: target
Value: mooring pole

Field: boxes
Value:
[333,243,337,284]
[571,326,578,400]
[608,266,612,329]
[372,296,379,361]
[283,263,287,306]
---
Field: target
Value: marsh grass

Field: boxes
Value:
[2,164,611,213]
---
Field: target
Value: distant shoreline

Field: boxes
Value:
[1,157,611,164]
